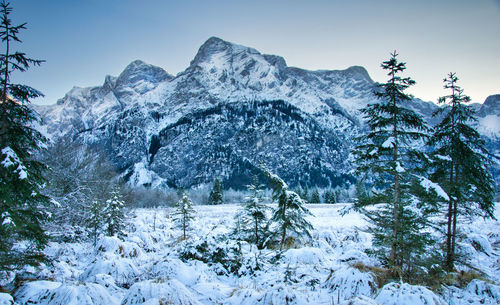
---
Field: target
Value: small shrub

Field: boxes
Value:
[178,236,242,275]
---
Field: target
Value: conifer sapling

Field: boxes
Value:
[104,188,125,237]
[236,175,270,249]
[172,192,195,240]
[262,165,313,250]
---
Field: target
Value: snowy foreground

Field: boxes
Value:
[3,203,500,305]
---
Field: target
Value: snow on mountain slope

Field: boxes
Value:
[477,95,500,138]
[34,37,499,189]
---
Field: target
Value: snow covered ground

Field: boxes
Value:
[5,203,500,305]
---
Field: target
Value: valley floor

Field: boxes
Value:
[2,203,500,305]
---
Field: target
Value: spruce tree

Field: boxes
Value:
[324,189,336,204]
[353,51,433,279]
[208,178,223,205]
[310,189,321,203]
[236,175,270,248]
[262,166,313,250]
[0,0,48,269]
[172,192,195,240]
[87,200,103,247]
[104,189,125,237]
[428,73,495,271]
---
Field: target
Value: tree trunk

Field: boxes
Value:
[446,97,457,272]
[183,213,187,240]
[0,22,9,146]
[450,196,458,269]
[2,22,9,101]
[254,216,259,246]
[445,199,453,270]
[391,93,400,269]
[280,227,287,251]
[392,171,400,268]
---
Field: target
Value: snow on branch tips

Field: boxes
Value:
[1,147,28,179]
[418,176,449,201]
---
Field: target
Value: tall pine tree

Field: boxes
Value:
[428,73,495,271]
[0,0,48,270]
[353,51,433,280]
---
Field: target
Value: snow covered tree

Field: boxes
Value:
[323,189,336,204]
[104,189,125,237]
[262,166,313,250]
[0,1,49,269]
[235,175,270,248]
[353,51,433,279]
[310,189,321,203]
[208,178,223,205]
[172,191,195,240]
[41,141,119,235]
[87,200,103,247]
[428,73,495,271]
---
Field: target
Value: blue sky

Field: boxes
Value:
[8,0,500,105]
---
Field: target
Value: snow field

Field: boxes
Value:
[8,203,500,305]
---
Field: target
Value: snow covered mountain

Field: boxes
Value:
[35,37,499,189]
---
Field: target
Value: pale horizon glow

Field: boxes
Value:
[8,0,500,105]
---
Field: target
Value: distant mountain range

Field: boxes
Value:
[35,37,500,189]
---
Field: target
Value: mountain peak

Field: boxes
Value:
[115,60,172,89]
[478,94,500,117]
[190,36,260,66]
[344,66,373,83]
[120,60,162,76]
[484,94,500,106]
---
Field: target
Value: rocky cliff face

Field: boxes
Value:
[35,37,499,189]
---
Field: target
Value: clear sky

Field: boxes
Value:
[8,0,500,105]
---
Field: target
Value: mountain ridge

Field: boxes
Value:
[35,37,500,189]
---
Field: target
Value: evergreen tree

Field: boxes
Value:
[323,189,336,204]
[352,51,433,279]
[429,73,495,271]
[354,182,369,207]
[335,190,342,203]
[310,188,321,203]
[208,178,223,205]
[0,1,48,270]
[262,166,313,250]
[236,175,270,248]
[87,200,103,247]
[172,192,195,240]
[104,188,125,237]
